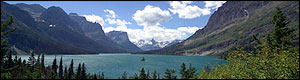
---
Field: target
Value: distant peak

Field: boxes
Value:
[109,30,127,34]
[69,13,78,16]
[47,6,63,10]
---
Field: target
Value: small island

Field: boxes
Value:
[141,57,145,61]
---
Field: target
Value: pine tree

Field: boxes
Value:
[146,70,150,79]
[14,55,18,65]
[22,59,26,66]
[253,6,297,50]
[59,56,63,79]
[180,63,187,79]
[76,63,81,79]
[152,71,157,79]
[28,50,35,66]
[164,68,171,79]
[68,59,74,79]
[41,53,45,68]
[7,52,13,68]
[37,54,40,64]
[64,66,68,79]
[93,74,97,79]
[121,71,127,79]
[204,63,211,73]
[157,73,160,79]
[52,56,58,74]
[187,63,196,79]
[100,72,104,79]
[1,15,16,67]
[133,73,138,79]
[17,57,21,65]
[139,68,146,79]
[164,68,177,79]
[81,63,87,79]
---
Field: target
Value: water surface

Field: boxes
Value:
[17,53,227,78]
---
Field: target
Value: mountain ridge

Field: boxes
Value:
[134,1,299,56]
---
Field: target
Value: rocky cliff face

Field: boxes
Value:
[69,13,127,51]
[13,3,46,20]
[106,31,142,52]
[2,2,126,54]
[136,1,299,56]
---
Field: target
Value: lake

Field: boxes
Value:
[16,53,227,79]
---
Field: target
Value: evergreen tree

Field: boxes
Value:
[14,55,18,65]
[28,50,35,66]
[253,7,297,50]
[157,73,160,79]
[133,73,138,79]
[41,53,45,68]
[68,59,74,79]
[204,63,211,73]
[37,54,40,64]
[146,70,150,79]
[152,71,157,79]
[22,59,26,66]
[100,72,104,79]
[1,15,16,68]
[52,56,58,74]
[139,68,146,79]
[93,74,97,79]
[164,68,177,79]
[179,62,187,79]
[7,52,13,67]
[75,63,81,79]
[187,63,196,79]
[81,63,87,79]
[121,71,127,79]
[64,66,68,79]
[59,56,63,79]
[17,57,21,65]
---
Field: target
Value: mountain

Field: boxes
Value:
[165,39,182,47]
[133,39,181,51]
[12,3,46,20]
[135,1,299,56]
[106,31,143,52]
[68,13,126,51]
[1,2,126,54]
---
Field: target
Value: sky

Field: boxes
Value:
[5,1,226,42]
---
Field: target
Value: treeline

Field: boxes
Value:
[1,7,299,79]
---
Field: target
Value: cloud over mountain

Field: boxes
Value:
[168,1,226,19]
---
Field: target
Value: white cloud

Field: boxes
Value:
[177,26,200,34]
[103,25,200,42]
[81,14,105,25]
[168,1,211,19]
[168,1,226,19]
[204,1,226,10]
[133,5,171,27]
[105,18,131,26]
[84,6,202,43]
[104,9,117,19]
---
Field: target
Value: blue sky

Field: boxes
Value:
[5,1,226,42]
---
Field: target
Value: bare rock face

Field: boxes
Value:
[106,31,143,52]
[13,3,46,19]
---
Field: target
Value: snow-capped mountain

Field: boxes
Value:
[133,39,182,51]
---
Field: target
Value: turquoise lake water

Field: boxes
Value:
[16,53,227,78]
